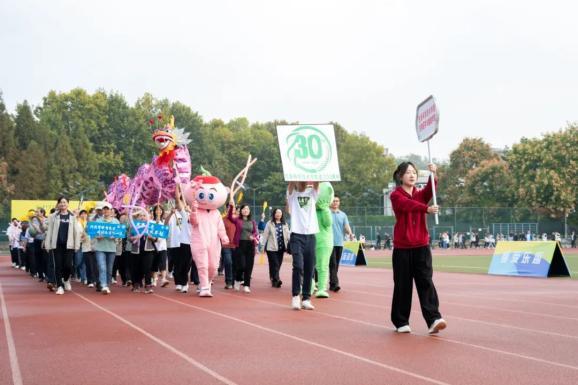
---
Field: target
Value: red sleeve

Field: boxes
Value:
[391,190,429,214]
[414,175,438,204]
[227,203,234,221]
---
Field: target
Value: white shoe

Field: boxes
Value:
[181,284,189,293]
[111,278,117,285]
[396,325,412,333]
[243,286,251,293]
[20,266,26,271]
[74,277,81,283]
[291,296,301,310]
[199,288,213,297]
[102,287,111,295]
[234,281,241,291]
[428,319,447,334]
[87,283,95,288]
[175,285,182,292]
[55,287,64,295]
[301,300,315,310]
[63,280,72,292]
[168,272,174,279]
[152,278,158,287]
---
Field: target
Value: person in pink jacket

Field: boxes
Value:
[181,175,230,297]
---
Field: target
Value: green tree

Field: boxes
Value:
[509,124,578,217]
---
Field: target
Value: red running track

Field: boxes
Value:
[1,255,577,385]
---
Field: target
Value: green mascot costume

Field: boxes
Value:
[313,182,334,298]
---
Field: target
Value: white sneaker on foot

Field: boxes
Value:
[301,300,315,310]
[63,280,72,292]
[396,325,412,333]
[234,281,241,291]
[55,287,64,295]
[199,288,213,297]
[243,286,251,293]
[428,319,447,334]
[291,296,301,310]
[87,283,95,288]
[175,284,182,292]
[102,287,111,295]
[20,266,26,271]
[181,284,189,293]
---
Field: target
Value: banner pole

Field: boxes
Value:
[427,140,439,225]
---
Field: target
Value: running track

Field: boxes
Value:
[1,255,577,385]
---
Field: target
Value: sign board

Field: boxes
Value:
[488,241,571,278]
[276,124,341,181]
[130,220,169,239]
[86,222,127,239]
[11,200,98,221]
[339,241,367,266]
[415,95,439,142]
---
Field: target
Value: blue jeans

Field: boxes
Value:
[75,250,86,282]
[95,251,116,288]
[221,248,234,285]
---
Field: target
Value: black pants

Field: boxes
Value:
[174,244,196,286]
[52,245,74,288]
[391,246,442,328]
[167,247,176,273]
[10,247,18,265]
[84,252,98,284]
[290,233,316,300]
[27,244,36,276]
[131,251,154,288]
[153,250,168,273]
[118,251,132,284]
[34,239,46,279]
[266,250,284,284]
[329,246,343,290]
[234,240,255,287]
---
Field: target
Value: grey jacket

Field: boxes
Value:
[45,211,82,251]
[261,220,290,252]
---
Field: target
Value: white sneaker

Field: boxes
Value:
[199,288,213,297]
[55,287,64,295]
[234,281,241,291]
[301,300,315,310]
[168,272,174,279]
[181,284,189,293]
[63,280,72,292]
[428,319,447,334]
[111,278,117,285]
[396,325,412,333]
[20,266,26,271]
[291,296,301,310]
[152,278,158,287]
[243,286,251,293]
[102,287,111,295]
[175,284,183,292]
[87,283,95,288]
[12,263,16,268]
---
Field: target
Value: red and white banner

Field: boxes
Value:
[415,95,439,142]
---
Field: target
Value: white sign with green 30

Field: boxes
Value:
[276,124,341,181]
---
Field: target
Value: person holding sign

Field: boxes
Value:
[94,202,120,295]
[287,181,319,310]
[389,162,446,334]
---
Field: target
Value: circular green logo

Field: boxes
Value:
[286,126,332,173]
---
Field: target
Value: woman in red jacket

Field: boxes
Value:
[390,162,446,334]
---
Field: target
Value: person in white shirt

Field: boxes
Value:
[287,181,319,311]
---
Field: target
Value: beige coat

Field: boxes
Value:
[261,220,290,252]
[45,211,82,251]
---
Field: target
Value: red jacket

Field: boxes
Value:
[390,177,436,249]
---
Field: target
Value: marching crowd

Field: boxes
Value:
[6,161,448,334]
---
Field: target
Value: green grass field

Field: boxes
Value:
[366,253,578,279]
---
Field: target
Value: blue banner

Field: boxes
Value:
[339,241,367,266]
[130,220,169,239]
[86,222,127,239]
[488,241,570,278]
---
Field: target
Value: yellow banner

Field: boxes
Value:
[11,200,98,221]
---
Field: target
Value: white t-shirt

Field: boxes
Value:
[178,209,191,245]
[287,187,319,235]
[152,220,168,251]
[167,211,183,249]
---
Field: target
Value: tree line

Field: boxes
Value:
[0,88,575,223]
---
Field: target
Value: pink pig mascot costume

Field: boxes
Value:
[181,175,229,297]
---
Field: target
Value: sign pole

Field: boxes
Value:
[427,140,439,225]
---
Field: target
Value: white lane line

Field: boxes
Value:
[0,282,23,385]
[155,294,452,385]
[216,291,578,372]
[74,292,237,385]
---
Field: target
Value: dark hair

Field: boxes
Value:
[11,217,17,221]
[270,208,285,224]
[239,204,252,220]
[152,204,164,220]
[56,196,69,205]
[49,208,56,214]
[393,162,417,186]
[79,210,87,215]
[38,208,46,216]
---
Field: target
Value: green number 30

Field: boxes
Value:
[291,134,322,159]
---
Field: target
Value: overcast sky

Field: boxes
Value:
[1,0,576,159]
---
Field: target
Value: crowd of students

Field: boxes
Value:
[6,163,448,334]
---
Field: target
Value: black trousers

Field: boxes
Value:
[118,251,132,284]
[10,247,18,265]
[34,239,46,279]
[391,246,442,328]
[174,244,197,286]
[52,245,74,288]
[84,252,98,284]
[290,233,316,300]
[266,250,284,284]
[26,244,36,276]
[329,246,343,289]
[234,240,255,287]
[167,247,178,275]
[131,251,154,288]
